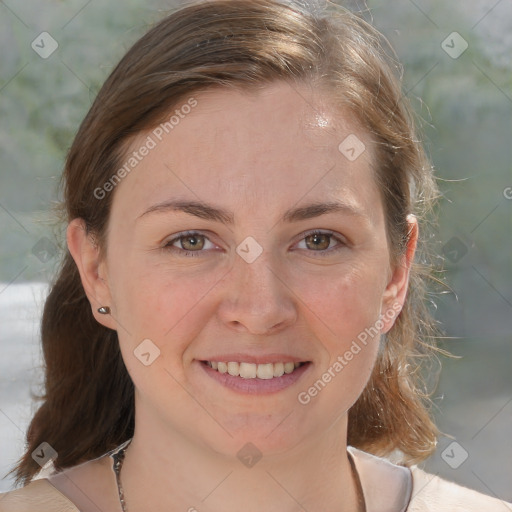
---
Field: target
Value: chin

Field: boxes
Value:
[202,414,310,460]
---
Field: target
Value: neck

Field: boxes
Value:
[120,404,361,512]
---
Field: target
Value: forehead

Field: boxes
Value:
[111,81,380,224]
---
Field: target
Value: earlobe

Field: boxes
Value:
[66,218,117,330]
[380,214,418,334]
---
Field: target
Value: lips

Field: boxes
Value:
[198,358,311,394]
[204,361,303,379]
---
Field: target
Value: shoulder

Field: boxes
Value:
[0,452,119,512]
[349,446,512,512]
[0,478,79,512]
[408,465,512,511]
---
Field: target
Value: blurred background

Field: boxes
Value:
[0,0,511,503]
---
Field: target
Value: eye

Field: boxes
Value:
[163,229,346,258]
[163,231,217,257]
[295,230,346,255]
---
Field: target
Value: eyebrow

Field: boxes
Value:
[137,199,369,225]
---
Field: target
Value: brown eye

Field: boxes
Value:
[179,234,205,251]
[164,231,215,256]
[296,230,346,256]
[304,232,332,251]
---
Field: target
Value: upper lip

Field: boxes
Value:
[199,354,309,364]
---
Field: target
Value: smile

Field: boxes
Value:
[199,360,311,394]
[204,361,304,379]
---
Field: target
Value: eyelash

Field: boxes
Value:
[162,229,346,258]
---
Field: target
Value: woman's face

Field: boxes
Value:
[77,81,415,456]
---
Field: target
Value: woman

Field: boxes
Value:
[1,1,509,511]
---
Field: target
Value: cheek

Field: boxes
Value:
[293,263,385,344]
[292,265,384,410]
[107,252,224,359]
[109,263,221,408]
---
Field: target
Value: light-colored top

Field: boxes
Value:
[0,441,510,511]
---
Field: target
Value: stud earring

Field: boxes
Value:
[97,306,111,315]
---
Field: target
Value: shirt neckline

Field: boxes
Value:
[347,446,413,512]
[107,439,412,512]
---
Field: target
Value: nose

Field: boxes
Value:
[216,250,297,335]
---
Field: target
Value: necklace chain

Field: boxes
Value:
[112,441,129,512]
[112,441,366,512]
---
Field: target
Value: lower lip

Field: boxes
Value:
[198,361,311,394]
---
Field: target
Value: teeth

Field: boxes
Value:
[256,363,274,380]
[273,362,284,377]
[284,362,295,374]
[206,361,304,379]
[240,362,257,379]
[227,362,239,376]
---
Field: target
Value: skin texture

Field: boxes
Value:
[67,80,418,512]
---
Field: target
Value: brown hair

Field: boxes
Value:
[8,0,443,486]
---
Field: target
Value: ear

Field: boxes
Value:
[380,214,418,334]
[66,218,117,330]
